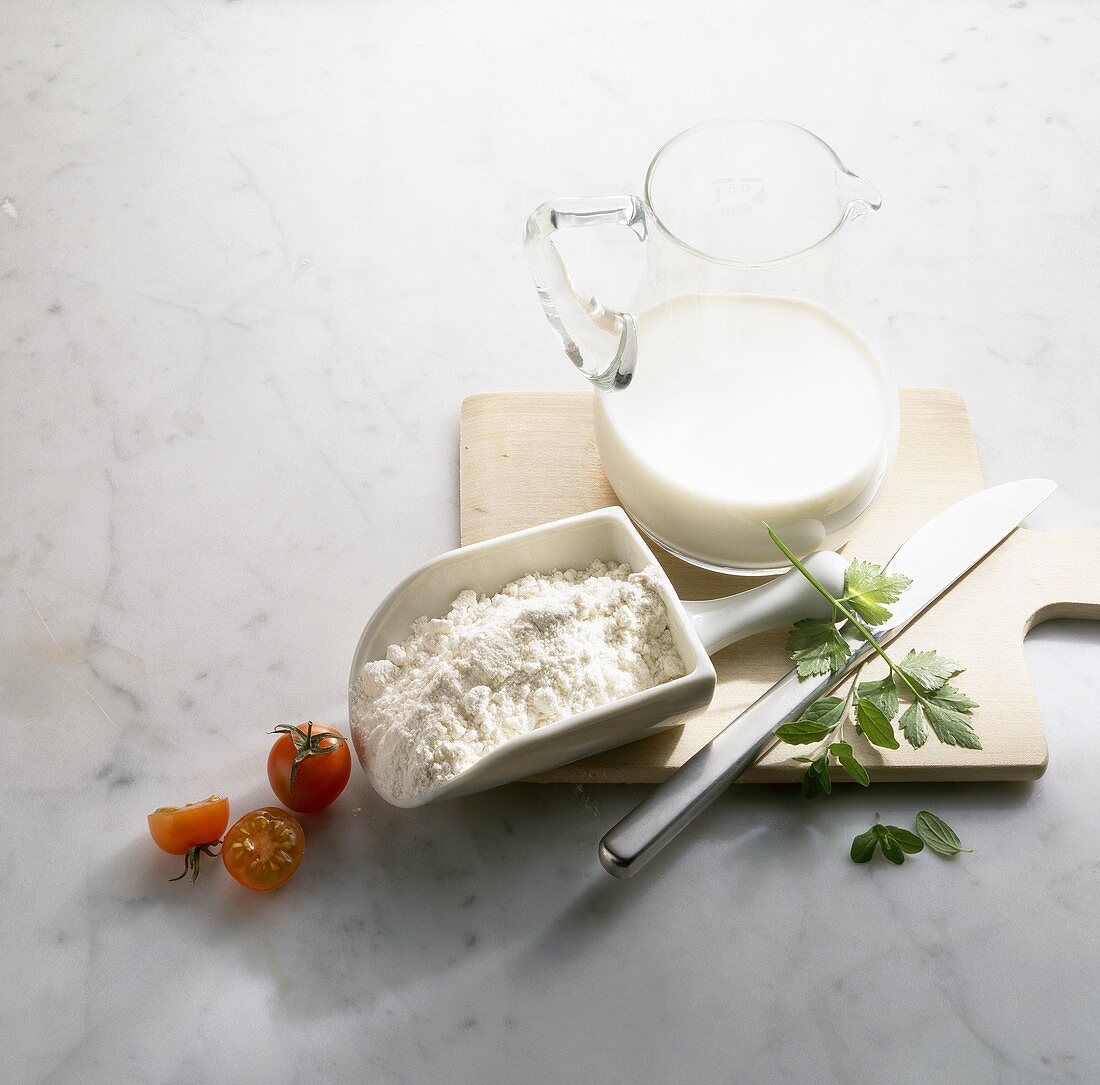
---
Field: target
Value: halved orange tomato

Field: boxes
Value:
[222,807,304,892]
[147,795,230,884]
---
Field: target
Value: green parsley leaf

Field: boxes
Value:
[850,826,879,863]
[898,701,928,748]
[768,527,983,860]
[922,687,982,750]
[915,811,971,856]
[897,690,981,751]
[925,684,979,713]
[897,649,964,693]
[842,560,913,626]
[786,619,849,679]
[857,674,899,721]
[855,698,900,750]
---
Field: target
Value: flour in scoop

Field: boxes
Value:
[350,562,685,801]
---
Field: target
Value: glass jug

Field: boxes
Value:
[525,117,898,574]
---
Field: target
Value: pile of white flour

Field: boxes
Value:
[350,561,685,801]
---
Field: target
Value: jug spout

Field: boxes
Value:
[842,173,882,217]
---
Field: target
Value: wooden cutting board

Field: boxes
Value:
[459,389,1100,783]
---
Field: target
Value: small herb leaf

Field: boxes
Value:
[776,720,834,744]
[801,755,832,799]
[857,674,899,721]
[837,751,870,787]
[800,768,820,799]
[850,827,879,863]
[801,696,847,729]
[915,811,971,856]
[879,834,905,864]
[925,684,979,713]
[855,698,900,750]
[800,764,821,799]
[898,702,928,748]
[787,619,849,679]
[886,826,925,854]
[897,649,964,693]
[776,697,846,746]
[769,527,982,862]
[842,560,913,626]
[922,690,982,750]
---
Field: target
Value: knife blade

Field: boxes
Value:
[599,478,1057,878]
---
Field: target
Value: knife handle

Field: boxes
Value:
[599,639,876,879]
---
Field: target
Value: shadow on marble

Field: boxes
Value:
[79,612,1087,1033]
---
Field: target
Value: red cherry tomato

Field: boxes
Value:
[222,807,304,892]
[267,722,351,813]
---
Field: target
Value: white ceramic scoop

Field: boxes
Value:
[348,507,846,807]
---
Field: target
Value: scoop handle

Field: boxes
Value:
[680,551,848,656]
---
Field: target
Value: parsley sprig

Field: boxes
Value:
[766,526,981,797]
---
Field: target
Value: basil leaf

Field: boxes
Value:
[855,698,900,750]
[850,827,879,863]
[915,811,970,856]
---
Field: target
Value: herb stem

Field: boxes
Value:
[765,525,925,701]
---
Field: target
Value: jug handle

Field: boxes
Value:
[524,196,646,391]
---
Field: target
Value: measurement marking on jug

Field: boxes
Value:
[711,176,765,213]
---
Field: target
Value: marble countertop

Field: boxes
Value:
[3,1,1098,1082]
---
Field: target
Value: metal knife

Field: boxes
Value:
[599,478,1057,878]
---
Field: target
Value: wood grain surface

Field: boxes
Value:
[460,389,1100,783]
